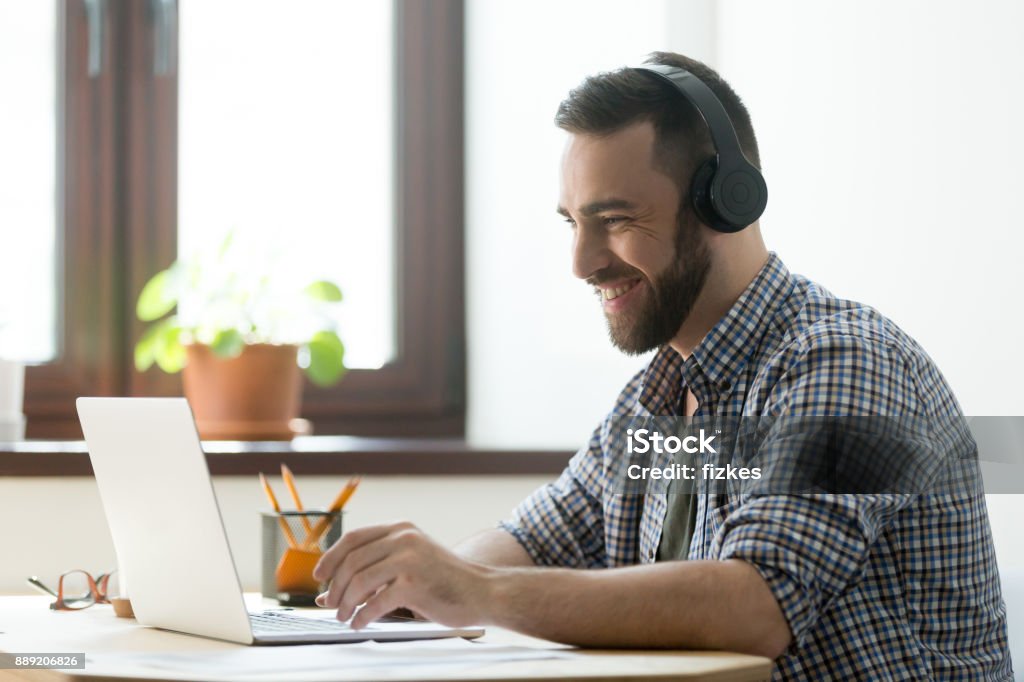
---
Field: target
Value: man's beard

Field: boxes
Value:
[591,211,711,356]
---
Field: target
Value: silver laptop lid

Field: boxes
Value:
[77,397,254,644]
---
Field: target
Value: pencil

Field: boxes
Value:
[280,464,313,534]
[302,476,361,549]
[259,472,299,549]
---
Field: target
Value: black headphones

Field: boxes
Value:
[633,64,767,234]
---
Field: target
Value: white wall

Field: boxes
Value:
[0,475,549,594]
[465,0,703,450]
[710,0,1024,569]
[713,0,1024,416]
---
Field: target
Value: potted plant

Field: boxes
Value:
[134,234,346,440]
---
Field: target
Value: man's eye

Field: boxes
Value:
[603,216,628,226]
[563,218,577,228]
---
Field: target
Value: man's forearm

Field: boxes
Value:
[484,558,791,659]
[454,527,535,567]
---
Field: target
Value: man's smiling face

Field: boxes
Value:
[558,120,712,355]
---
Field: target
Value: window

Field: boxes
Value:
[0,1,58,365]
[178,0,396,370]
[15,0,464,439]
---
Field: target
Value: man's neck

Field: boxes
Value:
[668,244,769,360]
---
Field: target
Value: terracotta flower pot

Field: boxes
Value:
[182,343,303,440]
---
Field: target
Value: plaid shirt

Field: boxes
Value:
[502,253,1012,680]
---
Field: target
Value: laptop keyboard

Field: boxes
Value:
[250,611,357,634]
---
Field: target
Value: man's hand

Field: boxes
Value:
[312,521,493,630]
[311,522,790,657]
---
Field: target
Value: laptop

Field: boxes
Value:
[76,397,485,645]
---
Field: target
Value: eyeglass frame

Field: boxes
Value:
[47,569,115,611]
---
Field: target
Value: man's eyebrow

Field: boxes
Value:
[556,198,637,218]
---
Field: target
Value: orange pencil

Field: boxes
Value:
[280,464,313,534]
[259,472,299,549]
[302,476,361,549]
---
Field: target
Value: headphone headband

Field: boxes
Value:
[633,64,746,162]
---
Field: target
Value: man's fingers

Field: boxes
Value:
[334,559,402,622]
[317,539,397,609]
[351,582,406,631]
[314,524,389,581]
[314,522,404,582]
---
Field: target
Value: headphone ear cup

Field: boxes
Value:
[715,164,767,231]
[689,158,723,232]
[690,156,767,233]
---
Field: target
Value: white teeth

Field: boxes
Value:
[602,281,638,300]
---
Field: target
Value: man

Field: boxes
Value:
[314,52,1012,679]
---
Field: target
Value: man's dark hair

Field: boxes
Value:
[554,52,761,199]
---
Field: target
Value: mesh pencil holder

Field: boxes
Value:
[260,510,342,604]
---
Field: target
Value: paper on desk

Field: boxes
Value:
[85,638,573,681]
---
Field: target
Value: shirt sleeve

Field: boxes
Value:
[715,493,914,649]
[500,423,608,568]
[715,331,923,648]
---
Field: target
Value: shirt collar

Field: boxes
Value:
[639,252,795,414]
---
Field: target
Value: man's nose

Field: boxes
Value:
[572,223,611,280]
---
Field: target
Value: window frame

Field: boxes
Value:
[23,0,466,439]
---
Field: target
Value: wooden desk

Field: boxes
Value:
[0,595,772,682]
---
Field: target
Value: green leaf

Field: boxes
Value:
[134,322,163,372]
[210,329,245,358]
[153,323,187,373]
[217,229,236,261]
[136,268,179,321]
[305,330,346,387]
[304,280,343,302]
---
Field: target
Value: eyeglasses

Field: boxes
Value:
[31,570,115,611]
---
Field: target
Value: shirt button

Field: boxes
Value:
[648,548,655,561]
[719,379,731,392]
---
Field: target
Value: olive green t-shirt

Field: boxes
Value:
[655,396,699,561]
[655,463,698,561]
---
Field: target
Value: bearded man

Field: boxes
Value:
[314,52,1012,680]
